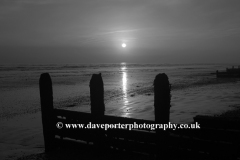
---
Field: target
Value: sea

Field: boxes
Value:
[1,63,240,123]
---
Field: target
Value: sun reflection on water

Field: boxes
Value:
[120,64,130,117]
[122,70,128,103]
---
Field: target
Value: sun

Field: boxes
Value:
[122,43,127,48]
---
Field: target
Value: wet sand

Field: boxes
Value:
[0,113,44,160]
[1,81,240,159]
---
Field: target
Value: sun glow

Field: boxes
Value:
[122,43,126,48]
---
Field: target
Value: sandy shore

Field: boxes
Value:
[1,104,240,160]
[1,110,240,160]
[0,113,44,160]
[1,82,240,160]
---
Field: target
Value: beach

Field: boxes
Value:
[1,63,240,159]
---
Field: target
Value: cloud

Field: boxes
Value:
[74,29,142,47]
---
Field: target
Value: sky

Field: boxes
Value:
[0,0,240,64]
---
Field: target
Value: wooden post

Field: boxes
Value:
[89,73,105,151]
[154,73,171,123]
[39,73,55,152]
[89,73,105,116]
[154,73,171,159]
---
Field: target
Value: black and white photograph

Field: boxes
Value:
[1,0,240,159]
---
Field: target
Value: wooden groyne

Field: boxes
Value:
[39,73,240,159]
[216,66,240,78]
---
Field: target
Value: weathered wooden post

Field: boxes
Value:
[154,73,171,159]
[154,73,171,124]
[39,73,55,152]
[89,73,105,151]
[89,73,105,116]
